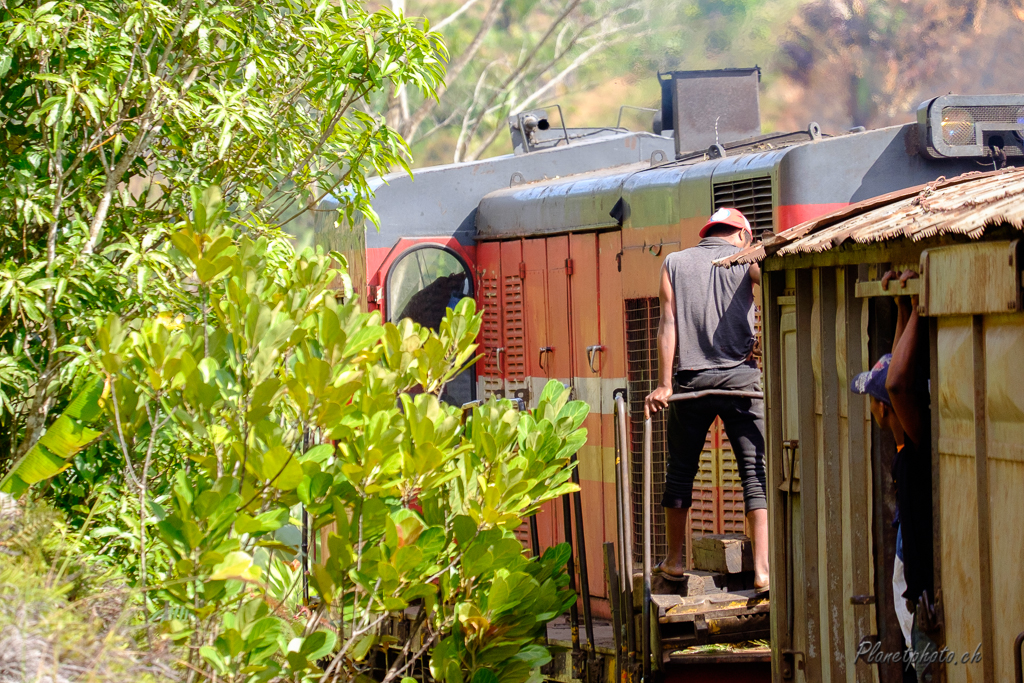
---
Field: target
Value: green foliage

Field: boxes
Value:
[0,0,445,480]
[18,186,586,681]
[0,0,589,677]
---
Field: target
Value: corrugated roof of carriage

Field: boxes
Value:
[715,168,1024,267]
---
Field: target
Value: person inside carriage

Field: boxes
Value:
[850,269,937,681]
[644,208,770,594]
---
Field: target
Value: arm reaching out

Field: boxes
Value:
[883,269,911,351]
[886,270,928,445]
[645,264,676,417]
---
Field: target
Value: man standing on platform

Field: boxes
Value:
[644,208,769,593]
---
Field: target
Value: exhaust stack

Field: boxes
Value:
[659,68,762,157]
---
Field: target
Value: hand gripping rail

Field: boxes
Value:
[639,389,763,679]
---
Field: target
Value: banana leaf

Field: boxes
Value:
[0,376,105,497]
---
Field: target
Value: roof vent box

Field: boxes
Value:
[659,68,762,157]
[917,94,1024,159]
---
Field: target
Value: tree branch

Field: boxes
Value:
[457,0,583,154]
[432,0,484,32]
[403,0,504,143]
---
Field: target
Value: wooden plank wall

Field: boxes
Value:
[775,267,878,683]
[841,268,875,683]
[936,316,982,683]
[979,314,1024,683]
[772,249,1024,683]
[796,268,822,682]
[938,312,1024,683]
[766,270,789,677]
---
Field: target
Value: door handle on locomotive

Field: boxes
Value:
[538,346,553,372]
[493,346,505,370]
[586,345,604,374]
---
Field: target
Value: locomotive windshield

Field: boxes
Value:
[388,246,471,331]
[387,245,475,406]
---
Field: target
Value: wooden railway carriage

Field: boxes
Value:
[718,168,1024,683]
[310,69,1024,680]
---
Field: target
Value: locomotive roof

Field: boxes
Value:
[475,128,826,239]
[475,161,649,239]
[715,167,1024,267]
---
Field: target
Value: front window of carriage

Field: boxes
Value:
[387,245,476,406]
[388,246,472,331]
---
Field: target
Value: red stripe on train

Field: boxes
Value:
[777,203,849,232]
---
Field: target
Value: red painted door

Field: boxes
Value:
[523,239,551,384]
[521,238,562,550]
[567,234,607,600]
[544,237,572,383]
[598,231,627,578]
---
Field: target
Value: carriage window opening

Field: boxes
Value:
[387,246,475,407]
[388,246,471,331]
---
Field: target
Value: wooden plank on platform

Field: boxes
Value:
[691,534,753,574]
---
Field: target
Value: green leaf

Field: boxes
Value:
[300,630,336,660]
[351,634,376,662]
[210,551,261,581]
[0,377,104,495]
[260,446,304,491]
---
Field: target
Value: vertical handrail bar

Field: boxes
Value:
[617,396,636,584]
[612,398,627,683]
[562,494,581,657]
[604,541,623,683]
[616,395,637,671]
[571,463,597,656]
[642,416,653,680]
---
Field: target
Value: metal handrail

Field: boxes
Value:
[642,417,653,680]
[614,395,638,679]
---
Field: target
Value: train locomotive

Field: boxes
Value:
[311,68,1024,682]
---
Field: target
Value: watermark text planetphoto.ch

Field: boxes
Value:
[856,642,983,666]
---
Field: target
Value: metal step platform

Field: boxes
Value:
[600,391,771,681]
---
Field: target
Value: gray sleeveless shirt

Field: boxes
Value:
[663,237,755,372]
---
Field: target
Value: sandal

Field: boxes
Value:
[652,561,688,581]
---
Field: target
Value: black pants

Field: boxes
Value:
[661,361,767,513]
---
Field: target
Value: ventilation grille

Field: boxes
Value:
[479,271,502,377]
[625,297,668,566]
[713,176,774,236]
[503,276,526,381]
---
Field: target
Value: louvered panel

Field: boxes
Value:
[479,271,502,377]
[690,450,717,541]
[718,449,747,535]
[713,176,774,236]
[503,276,526,381]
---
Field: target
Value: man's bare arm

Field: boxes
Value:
[645,264,676,417]
[748,262,761,286]
[883,270,911,351]
[887,272,927,445]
